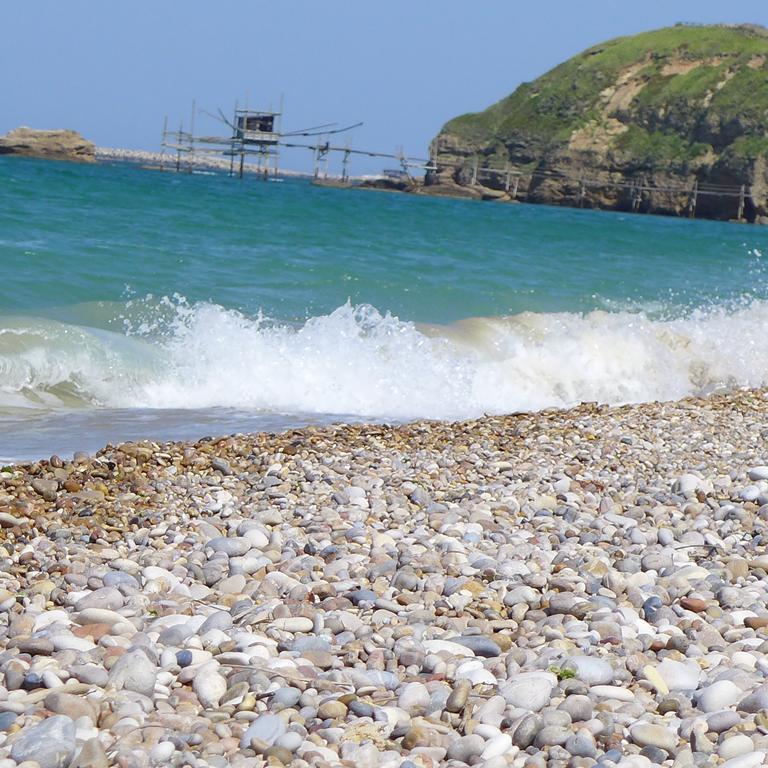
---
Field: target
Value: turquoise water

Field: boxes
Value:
[1,156,767,459]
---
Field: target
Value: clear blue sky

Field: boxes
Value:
[3,1,767,174]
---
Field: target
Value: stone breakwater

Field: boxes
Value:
[3,393,768,767]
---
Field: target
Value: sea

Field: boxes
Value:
[1,156,767,462]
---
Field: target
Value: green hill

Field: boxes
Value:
[427,24,768,221]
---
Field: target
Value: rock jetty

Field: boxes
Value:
[3,390,768,766]
[428,24,768,223]
[0,128,95,163]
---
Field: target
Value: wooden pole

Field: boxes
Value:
[738,184,745,221]
[690,180,698,218]
[512,175,520,200]
[160,115,168,171]
[176,121,182,172]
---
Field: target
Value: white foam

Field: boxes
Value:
[2,299,768,419]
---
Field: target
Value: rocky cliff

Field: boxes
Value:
[427,24,768,222]
[0,127,96,163]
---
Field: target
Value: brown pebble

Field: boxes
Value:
[680,597,707,613]
[745,616,768,630]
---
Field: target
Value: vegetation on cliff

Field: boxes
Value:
[430,24,768,220]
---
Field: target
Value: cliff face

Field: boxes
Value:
[428,25,768,222]
[0,127,96,163]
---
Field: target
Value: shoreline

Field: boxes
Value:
[3,388,768,765]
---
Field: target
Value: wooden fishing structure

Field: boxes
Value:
[159,100,428,182]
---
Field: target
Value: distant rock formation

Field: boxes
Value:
[0,127,96,163]
[427,24,768,222]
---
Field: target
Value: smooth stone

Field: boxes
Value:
[0,712,18,730]
[149,742,176,765]
[446,734,485,763]
[450,635,502,657]
[70,737,109,768]
[589,685,635,702]
[74,587,124,612]
[481,734,513,760]
[398,682,431,713]
[501,672,556,711]
[566,729,597,759]
[697,680,742,712]
[737,684,768,713]
[69,665,108,687]
[534,726,571,748]
[559,695,593,722]
[271,688,302,708]
[629,723,677,752]
[721,753,767,768]
[10,715,75,768]
[73,608,132,630]
[707,710,741,732]
[512,714,541,749]
[270,617,313,633]
[217,574,246,594]
[239,714,286,748]
[422,639,474,657]
[199,611,233,634]
[15,638,55,655]
[274,731,302,753]
[719,735,755,760]
[317,699,348,720]
[349,700,375,718]
[44,692,95,722]
[107,650,157,697]
[563,656,613,685]
[639,745,669,764]
[656,660,701,691]
[207,536,251,557]
[193,662,227,708]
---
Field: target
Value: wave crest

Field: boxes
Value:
[1,299,767,418]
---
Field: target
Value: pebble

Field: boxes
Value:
[697,680,743,712]
[10,715,75,768]
[719,735,756,760]
[629,723,677,752]
[240,714,286,748]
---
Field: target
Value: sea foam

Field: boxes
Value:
[1,299,767,419]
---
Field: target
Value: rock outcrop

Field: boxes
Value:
[427,24,768,222]
[0,127,96,163]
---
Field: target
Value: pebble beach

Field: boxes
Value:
[2,390,768,767]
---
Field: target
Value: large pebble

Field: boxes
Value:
[501,672,556,711]
[107,650,157,697]
[629,723,678,752]
[697,680,742,712]
[240,714,286,748]
[10,715,75,768]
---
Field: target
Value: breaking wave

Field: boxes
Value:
[1,298,767,420]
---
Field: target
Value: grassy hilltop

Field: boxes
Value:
[428,24,768,220]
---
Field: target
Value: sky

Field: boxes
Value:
[3,1,768,175]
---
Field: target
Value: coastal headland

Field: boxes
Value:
[3,389,768,766]
[426,24,768,223]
